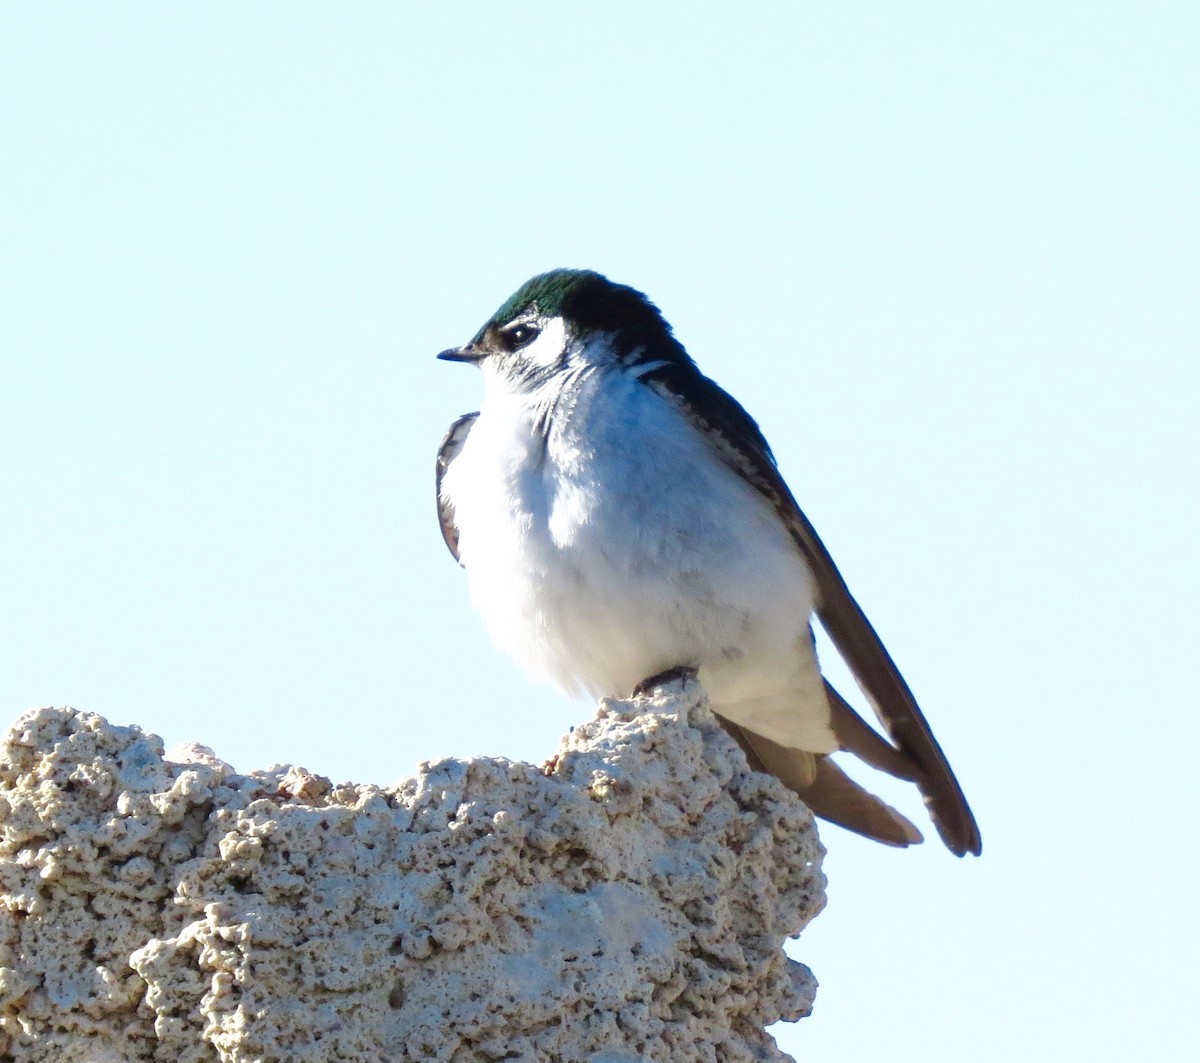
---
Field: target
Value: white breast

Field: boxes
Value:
[440,365,838,753]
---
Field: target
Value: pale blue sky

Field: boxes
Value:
[2,4,1196,1059]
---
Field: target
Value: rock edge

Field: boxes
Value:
[0,684,824,1062]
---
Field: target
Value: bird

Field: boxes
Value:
[435,269,981,856]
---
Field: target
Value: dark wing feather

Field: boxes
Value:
[824,680,919,782]
[436,412,478,564]
[639,364,981,856]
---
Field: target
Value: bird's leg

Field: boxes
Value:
[632,665,699,698]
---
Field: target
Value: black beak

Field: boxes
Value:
[437,344,485,364]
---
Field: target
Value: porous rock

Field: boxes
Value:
[0,683,825,1061]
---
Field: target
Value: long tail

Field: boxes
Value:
[717,715,923,848]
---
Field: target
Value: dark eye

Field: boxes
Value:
[503,323,541,351]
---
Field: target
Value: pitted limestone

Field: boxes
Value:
[0,685,824,1062]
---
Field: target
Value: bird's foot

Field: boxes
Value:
[633,665,699,699]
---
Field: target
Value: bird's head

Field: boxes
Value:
[437,269,692,392]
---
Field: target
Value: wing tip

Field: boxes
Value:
[930,804,983,857]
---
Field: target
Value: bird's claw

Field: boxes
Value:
[632,665,699,698]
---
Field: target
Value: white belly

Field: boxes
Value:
[440,369,837,753]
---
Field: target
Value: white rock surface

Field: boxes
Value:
[0,683,825,1062]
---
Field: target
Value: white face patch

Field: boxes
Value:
[519,315,568,370]
[481,315,571,396]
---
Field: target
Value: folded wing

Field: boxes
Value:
[638,364,981,856]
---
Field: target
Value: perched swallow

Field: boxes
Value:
[436,269,980,855]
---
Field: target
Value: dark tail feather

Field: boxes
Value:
[718,717,923,848]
